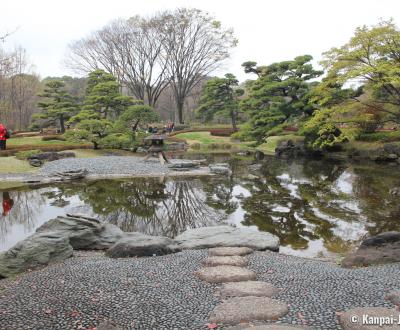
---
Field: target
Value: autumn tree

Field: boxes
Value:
[197,73,243,129]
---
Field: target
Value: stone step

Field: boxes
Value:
[203,255,248,267]
[209,296,288,325]
[209,247,253,256]
[339,307,400,329]
[219,281,279,298]
[244,325,312,330]
[196,266,256,283]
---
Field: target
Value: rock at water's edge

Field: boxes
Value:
[174,226,279,251]
[106,232,178,258]
[36,215,124,250]
[0,231,73,278]
[342,231,400,268]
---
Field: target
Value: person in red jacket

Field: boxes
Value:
[2,192,14,216]
[0,123,8,150]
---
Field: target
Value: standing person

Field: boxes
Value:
[0,123,9,150]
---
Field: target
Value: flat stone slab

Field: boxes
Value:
[196,266,256,283]
[244,325,312,330]
[209,296,288,325]
[219,281,280,298]
[209,247,253,256]
[203,256,248,267]
[386,291,400,306]
[174,226,279,251]
[339,307,400,329]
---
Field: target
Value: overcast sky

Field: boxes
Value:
[2,0,400,82]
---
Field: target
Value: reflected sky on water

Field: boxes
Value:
[1,156,399,259]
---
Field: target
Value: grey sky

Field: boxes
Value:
[2,0,400,82]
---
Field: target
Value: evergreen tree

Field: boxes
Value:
[197,73,243,129]
[241,55,323,142]
[35,81,78,133]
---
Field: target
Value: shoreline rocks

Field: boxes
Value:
[342,231,400,268]
[174,226,280,251]
[0,217,280,277]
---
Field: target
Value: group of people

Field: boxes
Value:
[148,122,175,135]
[0,123,10,150]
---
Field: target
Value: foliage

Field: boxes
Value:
[114,105,159,132]
[83,70,138,119]
[356,130,400,142]
[240,55,323,142]
[35,80,78,133]
[197,73,244,129]
[41,135,66,141]
[318,20,400,126]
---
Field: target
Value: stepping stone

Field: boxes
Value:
[209,296,288,325]
[219,281,279,298]
[386,291,400,306]
[244,325,312,330]
[209,246,253,256]
[339,307,400,329]
[203,255,248,267]
[196,266,256,283]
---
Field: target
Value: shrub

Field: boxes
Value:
[15,149,41,160]
[356,130,400,142]
[41,135,67,141]
[209,128,237,136]
[98,134,132,149]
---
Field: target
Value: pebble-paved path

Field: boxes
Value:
[0,250,399,329]
[0,156,210,182]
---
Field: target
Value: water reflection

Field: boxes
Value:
[1,157,400,259]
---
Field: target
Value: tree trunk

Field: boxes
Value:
[59,115,65,133]
[177,101,184,124]
[231,110,237,130]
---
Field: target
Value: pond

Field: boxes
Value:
[1,156,399,259]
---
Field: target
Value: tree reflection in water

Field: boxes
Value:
[1,157,400,258]
[52,177,226,238]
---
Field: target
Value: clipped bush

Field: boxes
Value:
[356,130,400,142]
[98,134,132,149]
[15,149,41,160]
[41,135,67,141]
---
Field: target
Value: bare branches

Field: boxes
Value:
[65,8,236,120]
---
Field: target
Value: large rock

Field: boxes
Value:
[339,307,400,329]
[196,265,256,283]
[0,231,73,278]
[168,160,199,170]
[174,226,279,251]
[275,139,305,158]
[209,163,232,175]
[209,296,288,325]
[106,232,178,258]
[36,215,124,250]
[342,231,400,268]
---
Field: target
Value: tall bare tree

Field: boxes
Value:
[156,8,237,123]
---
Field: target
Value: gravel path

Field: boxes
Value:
[39,156,170,177]
[0,156,210,183]
[0,250,399,329]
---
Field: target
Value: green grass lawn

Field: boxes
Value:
[258,135,304,155]
[174,132,232,145]
[0,157,36,174]
[7,136,82,147]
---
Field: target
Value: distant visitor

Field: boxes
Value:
[0,123,9,150]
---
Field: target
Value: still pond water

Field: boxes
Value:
[1,155,399,259]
